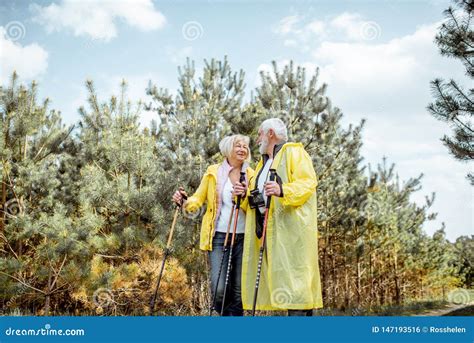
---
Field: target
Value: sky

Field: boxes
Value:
[0,0,472,241]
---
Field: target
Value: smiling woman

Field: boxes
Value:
[171,134,254,316]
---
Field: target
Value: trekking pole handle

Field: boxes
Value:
[239,171,246,183]
[177,187,188,207]
[269,169,276,182]
[266,169,277,209]
[235,171,246,207]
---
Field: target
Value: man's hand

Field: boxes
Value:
[172,187,188,205]
[264,181,281,197]
[232,181,247,197]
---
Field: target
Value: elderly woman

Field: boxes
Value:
[172,134,254,316]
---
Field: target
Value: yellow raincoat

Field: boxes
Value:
[241,143,323,310]
[184,162,254,251]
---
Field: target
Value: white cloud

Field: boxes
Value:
[330,12,365,40]
[271,14,465,114]
[326,13,382,42]
[0,27,48,84]
[274,12,382,43]
[283,39,298,47]
[273,15,303,35]
[307,20,326,36]
[274,21,465,115]
[266,15,463,114]
[31,0,166,41]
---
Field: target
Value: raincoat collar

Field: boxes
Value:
[262,142,285,164]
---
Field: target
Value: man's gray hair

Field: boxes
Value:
[260,118,288,142]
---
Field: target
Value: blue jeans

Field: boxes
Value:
[208,232,244,316]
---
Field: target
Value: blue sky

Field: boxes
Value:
[0,0,472,241]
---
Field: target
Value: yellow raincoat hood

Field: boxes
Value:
[242,142,323,310]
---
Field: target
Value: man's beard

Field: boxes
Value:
[259,137,269,155]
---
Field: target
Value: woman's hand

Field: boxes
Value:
[232,181,247,197]
[172,187,188,206]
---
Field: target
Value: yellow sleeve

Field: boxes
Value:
[281,147,317,207]
[184,169,210,213]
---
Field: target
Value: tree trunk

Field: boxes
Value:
[393,252,401,305]
[44,269,52,316]
[0,174,6,234]
[356,258,362,305]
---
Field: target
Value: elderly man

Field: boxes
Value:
[234,118,323,316]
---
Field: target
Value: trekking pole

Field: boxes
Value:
[251,169,277,316]
[149,188,187,315]
[209,201,235,316]
[220,170,247,315]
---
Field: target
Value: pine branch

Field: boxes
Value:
[0,271,46,295]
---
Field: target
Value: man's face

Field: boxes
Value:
[257,128,269,155]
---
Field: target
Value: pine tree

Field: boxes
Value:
[428,0,474,184]
[146,57,246,196]
[74,79,192,315]
[146,56,248,313]
[0,72,92,315]
[453,235,474,288]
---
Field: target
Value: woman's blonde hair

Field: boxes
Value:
[219,134,251,162]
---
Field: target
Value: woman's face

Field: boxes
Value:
[230,139,249,163]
